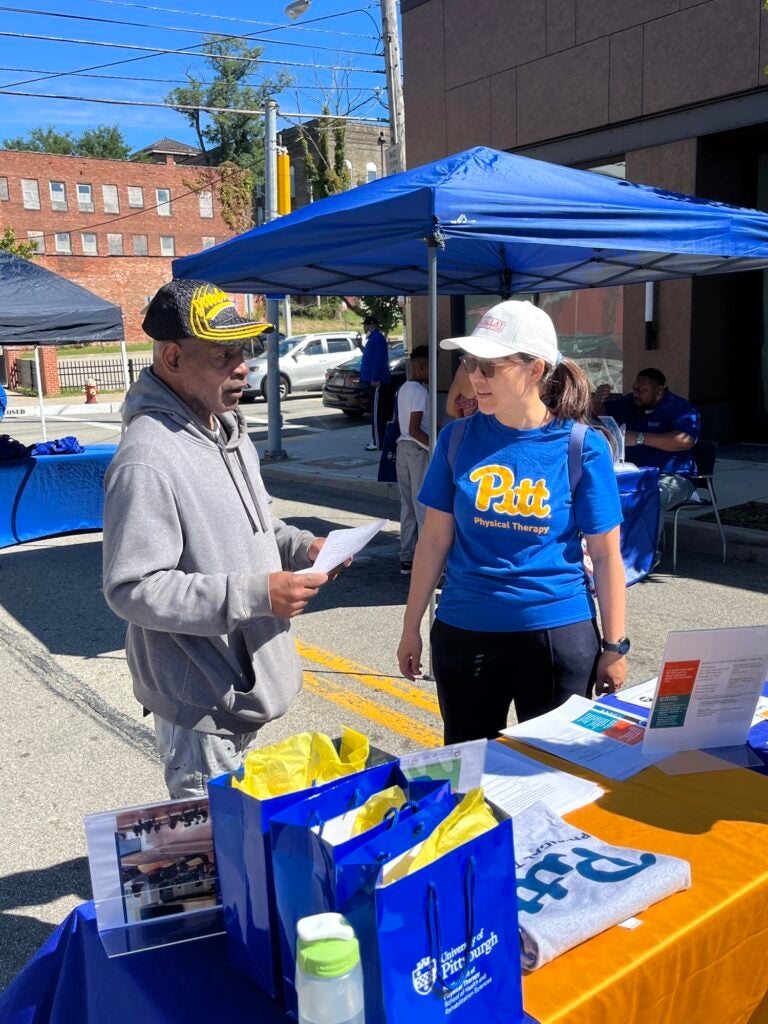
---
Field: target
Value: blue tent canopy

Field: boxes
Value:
[173,146,768,296]
[0,250,124,343]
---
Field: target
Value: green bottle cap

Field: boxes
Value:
[297,913,361,979]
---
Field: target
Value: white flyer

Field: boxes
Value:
[502,695,666,781]
[399,739,487,793]
[297,519,388,574]
[642,626,768,755]
[481,741,603,818]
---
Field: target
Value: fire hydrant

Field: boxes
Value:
[84,378,98,404]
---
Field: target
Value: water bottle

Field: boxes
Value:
[296,912,365,1024]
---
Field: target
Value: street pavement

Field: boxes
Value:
[1,390,768,989]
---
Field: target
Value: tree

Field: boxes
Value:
[352,297,403,335]
[166,36,291,177]
[297,108,351,201]
[2,124,130,159]
[183,161,255,234]
[0,226,39,259]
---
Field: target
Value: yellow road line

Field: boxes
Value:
[296,640,441,717]
[303,671,442,747]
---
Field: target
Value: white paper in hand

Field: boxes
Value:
[298,519,388,575]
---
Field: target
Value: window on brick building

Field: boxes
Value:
[107,233,124,256]
[49,181,67,211]
[366,162,377,183]
[156,188,172,216]
[102,184,119,213]
[81,232,98,256]
[77,183,94,213]
[160,235,175,256]
[0,177,8,201]
[132,234,148,256]
[21,179,40,210]
[26,230,44,254]
[198,190,213,218]
[202,236,215,249]
[54,232,72,255]
[127,186,144,208]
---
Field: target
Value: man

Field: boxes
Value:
[0,379,6,419]
[359,313,393,451]
[103,280,331,798]
[593,367,700,560]
[395,345,430,575]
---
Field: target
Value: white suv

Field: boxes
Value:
[244,332,361,401]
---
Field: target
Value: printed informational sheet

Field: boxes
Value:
[399,739,487,793]
[642,626,768,756]
[481,741,603,817]
[297,519,387,574]
[502,695,666,780]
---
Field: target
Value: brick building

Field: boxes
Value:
[401,0,768,443]
[0,144,245,347]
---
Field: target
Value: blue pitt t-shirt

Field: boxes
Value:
[418,415,622,632]
[604,391,699,475]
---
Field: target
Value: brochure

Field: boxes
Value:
[398,738,487,793]
[481,741,603,817]
[297,518,388,574]
[84,795,224,957]
[642,626,768,756]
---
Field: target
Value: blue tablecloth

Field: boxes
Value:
[615,466,659,586]
[0,902,538,1024]
[0,444,116,549]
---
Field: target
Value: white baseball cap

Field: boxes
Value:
[440,300,559,364]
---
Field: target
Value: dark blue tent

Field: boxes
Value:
[0,250,124,344]
[173,146,768,296]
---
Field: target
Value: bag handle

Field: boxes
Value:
[306,787,365,835]
[425,855,477,994]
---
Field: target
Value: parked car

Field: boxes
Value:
[243,331,361,401]
[322,343,407,417]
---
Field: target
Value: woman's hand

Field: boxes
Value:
[397,627,423,680]
[593,651,627,695]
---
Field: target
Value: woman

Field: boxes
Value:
[397,300,627,743]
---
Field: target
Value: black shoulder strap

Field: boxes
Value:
[568,421,588,496]
[446,416,469,477]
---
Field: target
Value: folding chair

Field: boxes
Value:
[671,439,727,572]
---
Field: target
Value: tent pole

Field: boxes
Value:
[119,324,130,395]
[33,345,47,441]
[426,239,438,679]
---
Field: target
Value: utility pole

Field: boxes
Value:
[262,98,286,461]
[379,0,406,173]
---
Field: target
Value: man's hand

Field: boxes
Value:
[268,571,328,618]
[593,652,627,696]
[307,537,352,580]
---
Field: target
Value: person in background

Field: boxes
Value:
[397,300,627,744]
[0,380,6,419]
[445,361,478,419]
[359,314,393,451]
[593,367,700,563]
[396,345,430,576]
[103,280,335,799]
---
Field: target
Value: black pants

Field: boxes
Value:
[371,382,395,448]
[430,617,601,744]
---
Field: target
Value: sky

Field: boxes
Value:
[0,0,390,152]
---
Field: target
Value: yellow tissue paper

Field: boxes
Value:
[350,785,408,838]
[406,788,497,876]
[232,727,369,800]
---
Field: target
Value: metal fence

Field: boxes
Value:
[58,357,152,392]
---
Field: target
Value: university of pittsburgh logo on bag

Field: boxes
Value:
[411,955,437,995]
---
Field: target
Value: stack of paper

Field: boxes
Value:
[502,695,667,781]
[481,740,603,817]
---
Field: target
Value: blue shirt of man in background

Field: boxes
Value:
[0,381,7,420]
[359,314,393,451]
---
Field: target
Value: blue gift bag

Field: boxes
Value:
[270,764,451,1013]
[207,753,394,998]
[335,804,526,1024]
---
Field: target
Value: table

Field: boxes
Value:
[0,444,116,549]
[1,760,767,1024]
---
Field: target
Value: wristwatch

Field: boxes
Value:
[636,431,645,445]
[601,636,631,656]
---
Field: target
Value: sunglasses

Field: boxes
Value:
[460,354,521,378]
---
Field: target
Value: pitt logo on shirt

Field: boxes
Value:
[469,464,551,518]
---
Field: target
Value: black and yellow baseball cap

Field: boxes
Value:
[143,280,272,344]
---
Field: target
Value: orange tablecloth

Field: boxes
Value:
[514,745,768,1024]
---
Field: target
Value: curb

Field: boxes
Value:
[260,464,400,503]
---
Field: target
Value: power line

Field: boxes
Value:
[0,86,388,122]
[83,0,380,40]
[0,31,386,75]
[0,5,380,58]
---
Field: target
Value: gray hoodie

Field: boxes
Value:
[102,367,316,735]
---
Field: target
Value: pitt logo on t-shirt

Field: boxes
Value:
[469,464,551,518]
